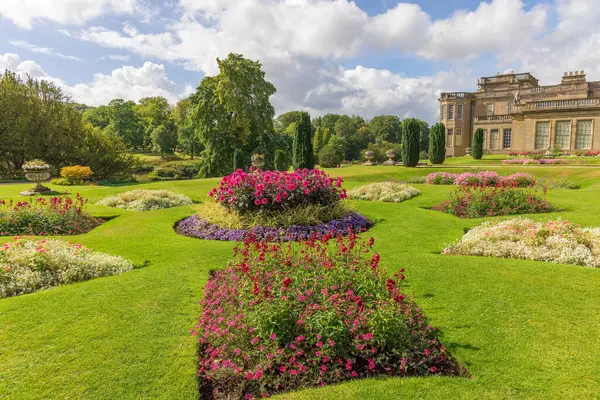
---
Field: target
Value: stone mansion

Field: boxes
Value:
[439,71,600,156]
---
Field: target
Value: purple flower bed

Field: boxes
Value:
[175,212,373,242]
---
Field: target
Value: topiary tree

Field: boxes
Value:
[472,128,484,160]
[428,123,446,164]
[313,126,325,159]
[292,112,314,169]
[274,149,290,171]
[401,118,420,167]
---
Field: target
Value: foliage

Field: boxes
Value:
[97,189,193,211]
[443,218,600,268]
[148,161,201,181]
[369,115,402,143]
[177,123,203,160]
[0,238,134,298]
[318,145,344,168]
[401,119,420,167]
[193,233,460,399]
[292,112,315,170]
[274,149,291,171]
[334,114,359,138]
[275,111,303,132]
[151,123,179,155]
[0,195,103,236]
[313,126,326,157]
[194,199,351,229]
[190,53,277,178]
[347,182,420,203]
[60,166,93,182]
[135,96,172,147]
[209,168,346,214]
[472,128,484,160]
[428,123,446,164]
[177,212,371,242]
[432,186,557,218]
[418,121,430,154]
[82,105,111,129]
[104,99,145,148]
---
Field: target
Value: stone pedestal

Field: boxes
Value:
[362,151,376,166]
[382,149,397,166]
[20,165,58,196]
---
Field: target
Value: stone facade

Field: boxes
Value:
[440,71,600,156]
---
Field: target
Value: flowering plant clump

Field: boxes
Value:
[60,165,94,182]
[0,194,103,236]
[502,158,564,165]
[431,186,558,218]
[193,232,462,399]
[176,212,372,242]
[347,182,420,203]
[443,218,600,268]
[0,238,134,298]
[97,189,193,211]
[425,171,536,188]
[209,168,347,214]
[22,159,50,171]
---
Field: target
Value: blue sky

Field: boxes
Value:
[0,0,597,123]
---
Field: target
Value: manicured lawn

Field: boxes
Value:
[0,165,599,399]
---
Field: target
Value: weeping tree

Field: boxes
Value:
[401,118,420,167]
[472,128,484,160]
[428,122,446,164]
[292,112,314,169]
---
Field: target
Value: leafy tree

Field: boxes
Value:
[83,105,111,129]
[151,123,178,155]
[292,112,314,169]
[105,99,144,148]
[401,118,420,167]
[313,126,325,158]
[319,114,341,134]
[284,122,297,136]
[275,111,302,132]
[318,144,343,168]
[178,124,202,159]
[428,123,446,164]
[135,96,172,147]
[190,53,276,177]
[473,128,484,160]
[369,115,402,143]
[334,115,358,138]
[328,136,348,162]
[322,127,332,146]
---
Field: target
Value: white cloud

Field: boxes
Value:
[100,54,131,61]
[9,40,81,61]
[0,0,140,29]
[1,53,189,106]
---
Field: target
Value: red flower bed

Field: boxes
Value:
[193,232,462,399]
[209,168,347,213]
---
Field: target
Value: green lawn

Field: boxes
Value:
[0,166,599,399]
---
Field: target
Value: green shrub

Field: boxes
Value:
[274,149,291,171]
[472,128,484,160]
[401,118,420,167]
[319,144,343,168]
[148,161,200,181]
[428,123,446,164]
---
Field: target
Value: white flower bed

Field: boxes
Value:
[97,189,193,211]
[0,238,134,298]
[443,218,600,268]
[347,182,420,203]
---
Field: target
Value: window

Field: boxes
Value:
[482,130,488,149]
[486,103,494,116]
[457,104,463,120]
[576,120,593,149]
[441,104,446,120]
[448,104,454,120]
[447,128,453,146]
[490,129,499,150]
[456,128,463,145]
[554,121,571,150]
[535,122,551,149]
[503,129,512,149]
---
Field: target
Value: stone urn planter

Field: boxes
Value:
[20,160,58,196]
[251,154,265,169]
[382,149,397,166]
[362,151,375,166]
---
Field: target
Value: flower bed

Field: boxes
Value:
[425,171,536,188]
[97,189,192,211]
[443,218,600,268]
[502,158,564,165]
[0,195,103,236]
[431,186,558,218]
[209,168,346,214]
[176,212,372,242]
[347,182,420,203]
[193,233,462,399]
[0,238,134,298]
